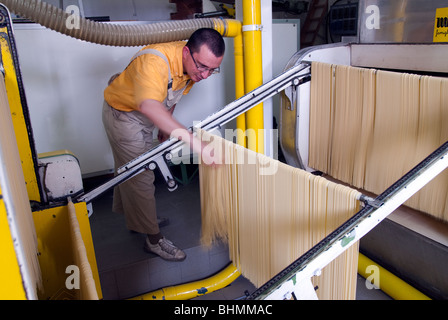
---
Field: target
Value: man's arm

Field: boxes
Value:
[139,99,220,165]
[139,99,194,146]
[157,104,176,142]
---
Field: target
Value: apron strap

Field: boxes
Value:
[111,48,191,109]
[131,48,173,84]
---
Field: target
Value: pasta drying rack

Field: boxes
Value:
[75,61,448,300]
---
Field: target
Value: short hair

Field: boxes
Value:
[186,28,225,58]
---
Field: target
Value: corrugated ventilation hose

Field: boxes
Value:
[2,0,223,46]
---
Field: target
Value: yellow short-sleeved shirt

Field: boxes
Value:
[104,41,194,112]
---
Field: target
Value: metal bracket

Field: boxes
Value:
[284,73,311,111]
[358,194,383,209]
[151,152,177,191]
[242,24,263,32]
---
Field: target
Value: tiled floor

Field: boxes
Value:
[86,163,390,300]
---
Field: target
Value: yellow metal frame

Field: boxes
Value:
[214,3,265,153]
[0,13,102,299]
[33,202,102,300]
[0,25,41,202]
[0,185,27,300]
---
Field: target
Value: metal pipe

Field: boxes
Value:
[213,19,245,143]
[358,253,431,300]
[242,0,264,153]
[2,0,221,47]
[130,263,240,300]
[216,18,247,147]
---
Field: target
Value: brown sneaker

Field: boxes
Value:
[144,237,186,261]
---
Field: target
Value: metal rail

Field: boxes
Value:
[247,141,448,300]
[76,63,311,204]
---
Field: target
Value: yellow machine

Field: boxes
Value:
[0,1,250,300]
[0,5,101,300]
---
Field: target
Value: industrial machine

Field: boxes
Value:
[274,0,448,300]
[281,0,448,171]
[2,0,448,300]
[0,4,100,300]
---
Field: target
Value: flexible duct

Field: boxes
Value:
[1,0,230,47]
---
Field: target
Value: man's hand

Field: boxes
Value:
[139,99,222,168]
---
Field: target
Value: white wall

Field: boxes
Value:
[14,23,235,177]
[13,15,298,177]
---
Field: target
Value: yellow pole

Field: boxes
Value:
[214,19,246,147]
[242,0,264,153]
[233,26,247,147]
[358,253,431,300]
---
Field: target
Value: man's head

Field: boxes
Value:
[183,28,225,82]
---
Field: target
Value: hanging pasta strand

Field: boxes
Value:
[198,129,361,299]
[309,62,448,222]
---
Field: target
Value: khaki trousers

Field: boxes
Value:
[102,101,159,235]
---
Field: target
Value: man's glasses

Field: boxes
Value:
[190,50,220,75]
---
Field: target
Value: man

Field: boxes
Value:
[102,28,225,261]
